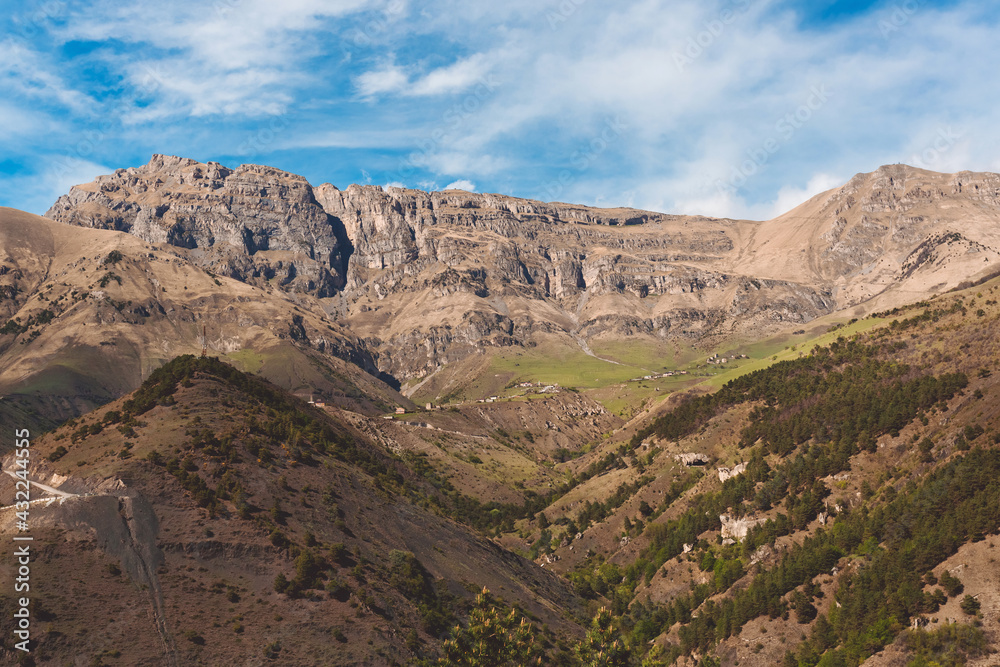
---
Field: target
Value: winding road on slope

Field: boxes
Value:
[1,468,80,507]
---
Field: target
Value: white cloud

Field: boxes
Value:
[336,1,1000,215]
[355,64,409,98]
[408,54,490,96]
[4,0,1000,220]
[354,53,492,99]
[419,151,510,178]
[284,127,418,150]
[2,157,113,216]
[0,101,47,139]
[42,157,113,201]
[0,40,95,114]
[674,191,747,220]
[54,0,376,117]
[443,179,475,192]
[765,173,844,219]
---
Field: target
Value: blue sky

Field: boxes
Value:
[1,0,996,219]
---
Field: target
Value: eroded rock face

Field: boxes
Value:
[46,155,348,297]
[311,179,843,379]
[314,182,747,301]
[718,462,747,482]
[675,453,710,466]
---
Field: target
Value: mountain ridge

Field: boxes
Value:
[42,157,1000,393]
[0,354,585,664]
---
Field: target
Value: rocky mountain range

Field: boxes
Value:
[44,156,1000,389]
[3,237,1000,667]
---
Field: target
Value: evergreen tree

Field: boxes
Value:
[435,588,541,666]
[793,590,818,624]
[578,607,631,667]
[959,595,980,616]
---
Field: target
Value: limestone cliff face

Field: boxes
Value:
[315,179,764,312]
[45,157,1000,383]
[313,181,836,378]
[46,155,348,297]
[314,182,738,293]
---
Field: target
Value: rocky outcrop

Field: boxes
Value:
[46,155,348,297]
[719,513,766,542]
[313,181,738,300]
[718,462,747,482]
[675,453,710,466]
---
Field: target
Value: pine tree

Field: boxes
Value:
[578,607,631,667]
[960,594,981,616]
[435,588,541,666]
[793,589,818,624]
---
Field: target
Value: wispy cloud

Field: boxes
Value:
[55,0,376,117]
[1,0,998,220]
[2,157,113,216]
[407,54,491,96]
[355,53,492,98]
[355,62,409,98]
[0,100,48,140]
[0,39,95,114]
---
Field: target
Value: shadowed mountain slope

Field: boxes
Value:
[0,207,408,432]
[0,355,584,665]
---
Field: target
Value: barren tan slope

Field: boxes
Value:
[745,165,1000,311]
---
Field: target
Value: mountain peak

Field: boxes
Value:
[147,153,202,169]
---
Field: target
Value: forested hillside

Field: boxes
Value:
[502,281,1000,666]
